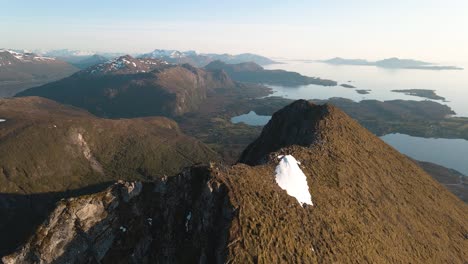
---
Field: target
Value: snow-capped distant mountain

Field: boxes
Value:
[144,49,197,59]
[0,50,78,97]
[0,49,56,66]
[78,55,169,76]
[140,49,277,67]
[41,49,95,58]
[39,50,126,64]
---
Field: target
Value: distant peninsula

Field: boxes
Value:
[205,60,337,87]
[391,89,446,101]
[322,57,463,70]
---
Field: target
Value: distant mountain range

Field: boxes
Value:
[322,57,463,70]
[0,50,78,97]
[27,48,278,68]
[139,49,278,67]
[38,49,125,63]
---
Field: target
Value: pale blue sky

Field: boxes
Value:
[1,0,467,62]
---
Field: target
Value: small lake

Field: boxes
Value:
[230,111,271,126]
[381,133,468,175]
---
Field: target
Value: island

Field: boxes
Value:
[356,89,371,94]
[340,84,356,88]
[391,89,446,101]
[322,57,462,71]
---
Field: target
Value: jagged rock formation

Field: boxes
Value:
[16,56,234,118]
[239,100,329,165]
[4,100,468,263]
[3,166,232,263]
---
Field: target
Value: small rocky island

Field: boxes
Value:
[356,89,371,94]
[391,89,446,101]
[340,84,356,88]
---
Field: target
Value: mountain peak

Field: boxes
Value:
[0,50,56,66]
[79,55,169,75]
[239,100,340,165]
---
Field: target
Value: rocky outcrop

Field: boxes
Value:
[239,100,330,165]
[3,165,233,263]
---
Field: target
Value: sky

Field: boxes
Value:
[1,0,467,62]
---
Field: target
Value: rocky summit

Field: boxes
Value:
[4,100,467,263]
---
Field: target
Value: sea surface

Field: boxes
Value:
[381,133,468,175]
[232,61,468,174]
[264,60,468,117]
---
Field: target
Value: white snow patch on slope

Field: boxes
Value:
[275,155,313,206]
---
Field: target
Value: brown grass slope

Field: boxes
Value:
[229,100,468,263]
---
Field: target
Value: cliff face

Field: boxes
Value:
[4,100,468,263]
[3,165,233,263]
[16,57,235,118]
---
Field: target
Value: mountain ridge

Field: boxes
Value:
[140,49,277,66]
[4,99,467,263]
[16,56,235,118]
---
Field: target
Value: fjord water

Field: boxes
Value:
[264,60,468,117]
[381,133,468,175]
[233,61,468,174]
[231,111,468,175]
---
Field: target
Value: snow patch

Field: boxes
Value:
[274,155,313,206]
[185,212,192,232]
